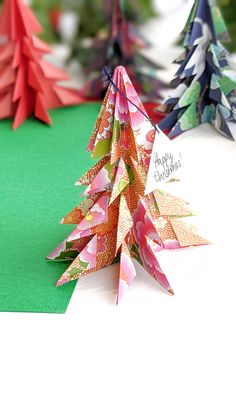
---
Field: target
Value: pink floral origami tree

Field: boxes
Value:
[0,0,84,129]
[48,66,208,303]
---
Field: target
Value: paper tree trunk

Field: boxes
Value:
[81,0,164,101]
[0,0,84,129]
[48,65,209,303]
[159,0,236,140]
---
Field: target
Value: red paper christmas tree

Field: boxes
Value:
[0,0,84,129]
[48,66,209,303]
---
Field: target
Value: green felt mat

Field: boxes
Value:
[0,103,100,313]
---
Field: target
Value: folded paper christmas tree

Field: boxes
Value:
[81,0,164,100]
[48,66,209,303]
[159,0,236,140]
[0,0,84,129]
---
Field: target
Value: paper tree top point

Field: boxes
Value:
[159,0,236,140]
[48,65,209,303]
[0,0,84,129]
[0,0,42,40]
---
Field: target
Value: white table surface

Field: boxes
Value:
[1,123,236,419]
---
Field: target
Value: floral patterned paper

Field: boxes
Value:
[47,66,209,303]
[159,0,236,140]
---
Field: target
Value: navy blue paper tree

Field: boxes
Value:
[159,0,236,140]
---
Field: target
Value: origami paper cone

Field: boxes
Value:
[0,0,84,129]
[48,66,209,303]
[159,0,236,140]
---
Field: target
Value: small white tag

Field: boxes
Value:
[145,128,183,195]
